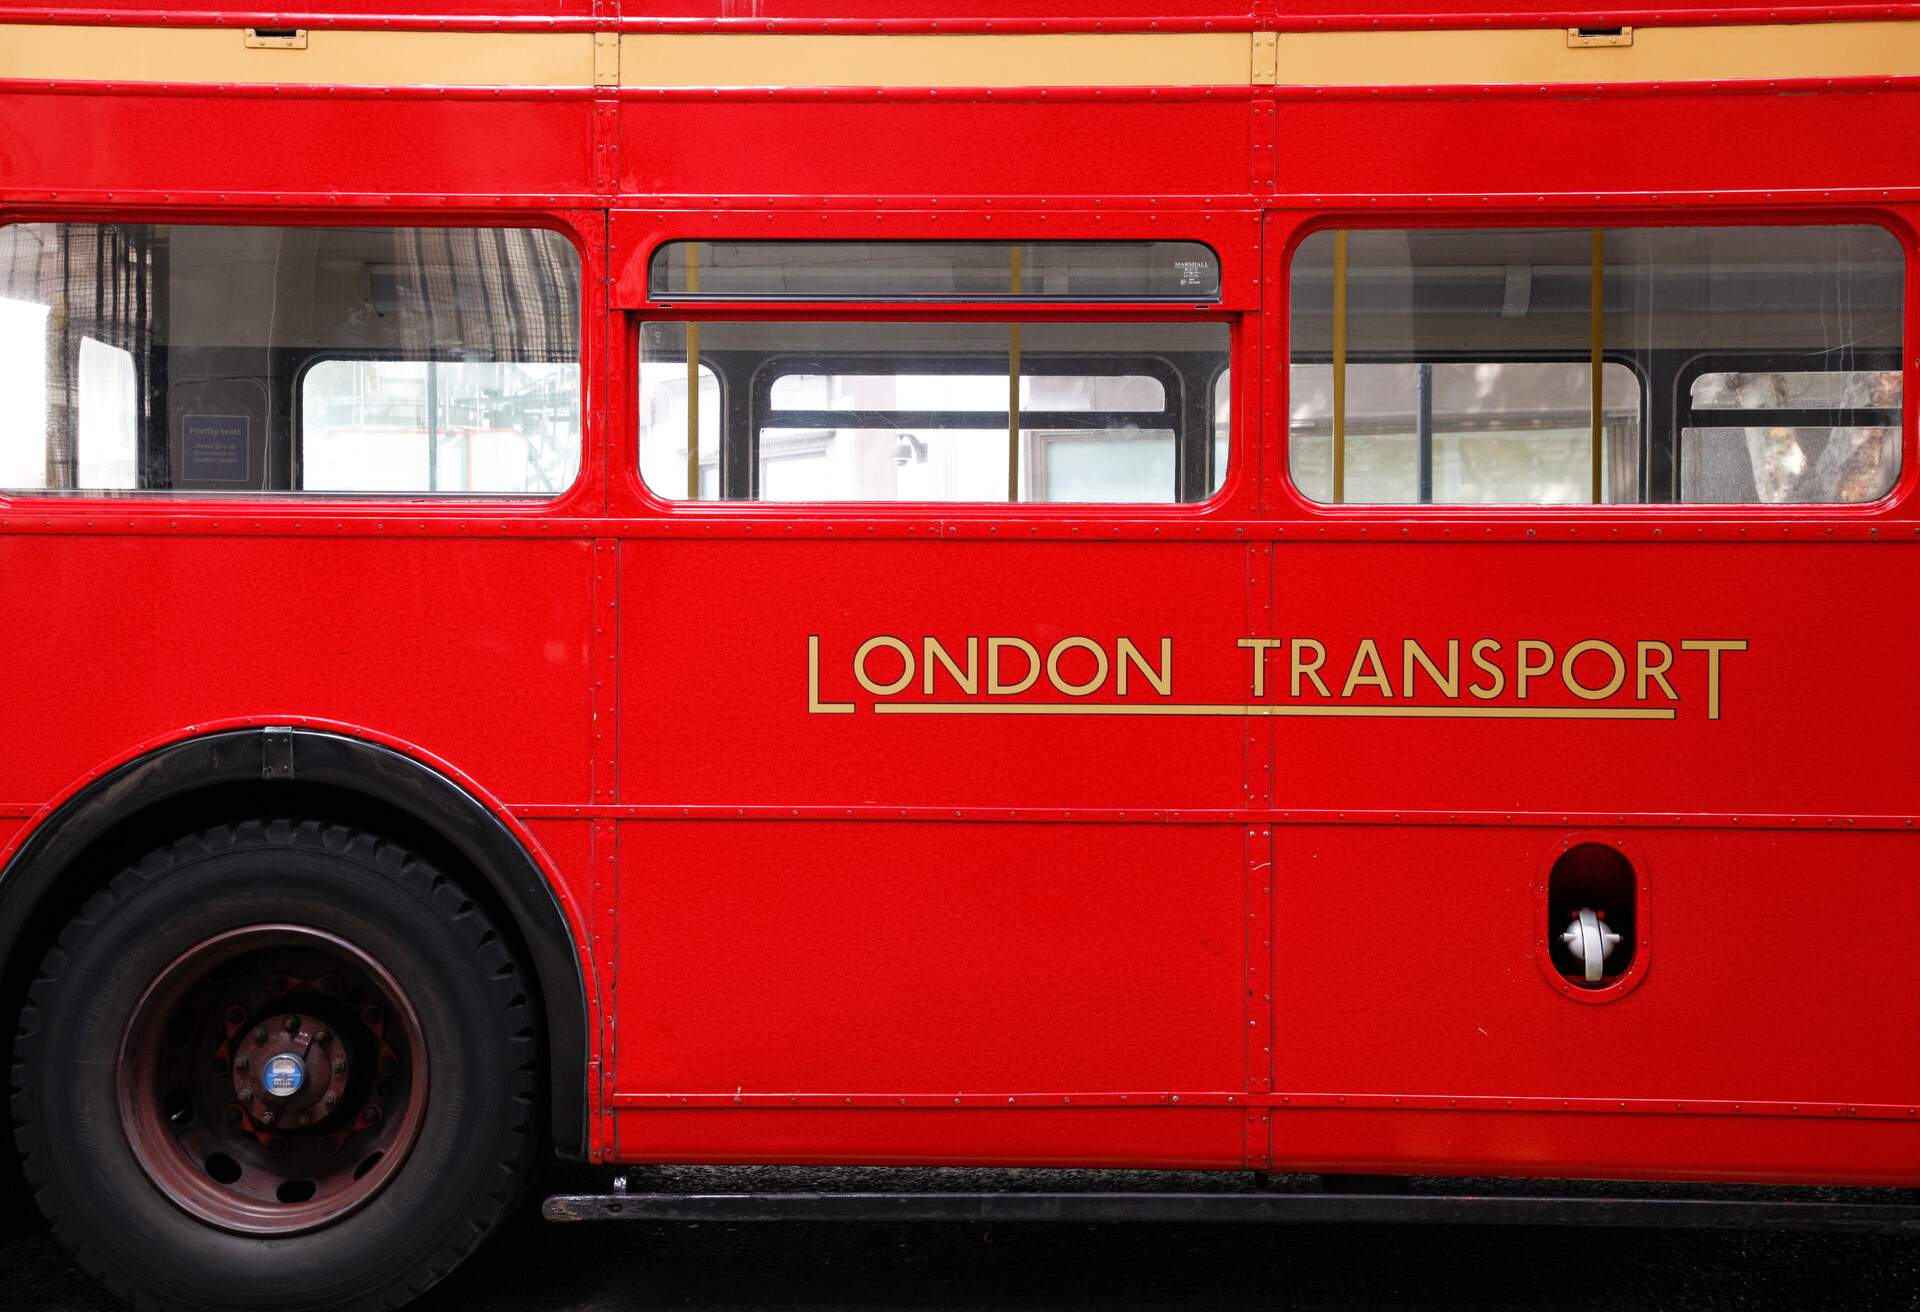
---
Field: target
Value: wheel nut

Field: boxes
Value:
[361,1106,382,1126]
[319,976,343,996]
[257,1108,276,1125]
[377,1056,398,1077]
[254,1029,268,1044]
[332,1059,346,1076]
[283,1015,300,1036]
[322,1092,338,1108]
[224,1005,246,1026]
[294,1113,311,1128]
[361,1005,383,1027]
[267,975,289,995]
[234,1056,250,1074]
[314,1029,331,1044]
[266,1135,288,1156]
[238,1087,253,1102]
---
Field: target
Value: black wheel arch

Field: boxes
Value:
[0,726,590,1159]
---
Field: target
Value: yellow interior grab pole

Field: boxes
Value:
[686,245,702,500]
[1008,245,1024,503]
[1590,228,1605,505]
[1331,230,1348,504]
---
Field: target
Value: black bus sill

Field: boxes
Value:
[542,1191,1920,1232]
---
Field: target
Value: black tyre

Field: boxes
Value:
[11,819,539,1312]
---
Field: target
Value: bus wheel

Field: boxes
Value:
[10,819,539,1312]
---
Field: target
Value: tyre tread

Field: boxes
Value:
[9,818,539,1312]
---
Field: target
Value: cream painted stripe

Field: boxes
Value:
[1270,20,1920,86]
[0,25,596,87]
[620,32,1250,89]
[622,24,1920,88]
[1,23,1919,90]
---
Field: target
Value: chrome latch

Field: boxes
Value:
[1561,907,1621,984]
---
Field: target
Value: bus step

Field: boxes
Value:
[542,1190,1920,1232]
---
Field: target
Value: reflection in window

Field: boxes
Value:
[0,295,50,489]
[1289,225,1903,505]
[78,337,138,490]
[301,360,579,495]
[638,320,1229,504]
[1683,368,1902,503]
[0,223,581,496]
[638,360,720,499]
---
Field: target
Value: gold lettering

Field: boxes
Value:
[1047,637,1109,697]
[1118,637,1173,697]
[1562,639,1626,701]
[807,634,854,714]
[1468,638,1505,700]
[854,635,915,697]
[1291,639,1331,698]
[923,636,979,696]
[988,637,1041,695]
[1237,637,1279,698]
[1681,639,1748,720]
[1402,638,1460,699]
[1342,639,1393,698]
[1516,640,1554,699]
[1636,641,1677,702]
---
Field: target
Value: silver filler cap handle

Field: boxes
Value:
[1561,908,1621,984]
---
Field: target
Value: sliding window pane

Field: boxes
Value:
[651,241,1221,302]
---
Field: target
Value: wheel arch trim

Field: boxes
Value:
[0,725,593,1158]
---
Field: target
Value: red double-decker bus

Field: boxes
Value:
[2,1,1918,1307]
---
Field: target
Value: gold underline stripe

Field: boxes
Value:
[872,703,1676,719]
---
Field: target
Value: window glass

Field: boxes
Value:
[638,320,1228,504]
[1213,368,1230,490]
[0,223,581,497]
[77,336,138,489]
[638,360,721,500]
[301,360,579,495]
[1691,369,1902,412]
[1289,225,1903,505]
[1680,426,1897,503]
[1289,361,1642,504]
[1682,367,1902,503]
[651,241,1221,302]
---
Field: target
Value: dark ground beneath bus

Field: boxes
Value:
[7,1164,1920,1312]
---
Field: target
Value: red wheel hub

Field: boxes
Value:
[232,1009,351,1128]
[118,925,429,1235]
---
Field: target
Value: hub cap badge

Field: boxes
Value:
[262,1053,305,1098]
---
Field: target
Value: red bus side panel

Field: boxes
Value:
[612,819,1248,1096]
[1274,826,1920,1109]
[0,536,601,806]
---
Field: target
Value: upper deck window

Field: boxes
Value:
[650,241,1221,302]
[0,223,581,498]
[1289,224,1903,506]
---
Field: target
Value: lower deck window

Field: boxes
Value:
[638,321,1229,504]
